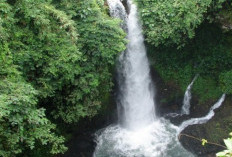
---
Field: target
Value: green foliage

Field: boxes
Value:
[8,0,80,99]
[1,0,125,123]
[136,0,226,47]
[0,0,15,41]
[220,70,232,94]
[193,77,222,102]
[0,0,126,156]
[49,0,126,123]
[216,132,232,157]
[148,23,231,102]
[0,43,67,156]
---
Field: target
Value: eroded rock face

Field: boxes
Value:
[150,67,184,118]
[179,98,232,157]
[121,0,129,14]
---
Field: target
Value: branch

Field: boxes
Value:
[179,133,227,149]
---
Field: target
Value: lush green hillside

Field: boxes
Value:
[135,0,232,99]
[0,0,126,156]
[136,0,227,47]
[136,0,232,151]
[0,0,232,156]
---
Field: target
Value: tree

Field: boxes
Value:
[0,42,67,156]
[136,0,226,47]
[0,0,126,155]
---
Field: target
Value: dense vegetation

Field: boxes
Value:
[136,0,227,47]
[136,0,232,150]
[1,0,232,156]
[0,0,126,156]
[136,0,232,100]
[147,23,232,102]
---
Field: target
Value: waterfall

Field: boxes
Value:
[109,0,156,130]
[178,94,226,133]
[93,0,225,156]
[107,0,127,29]
[94,0,194,156]
[117,0,155,130]
[181,75,198,115]
[165,75,198,117]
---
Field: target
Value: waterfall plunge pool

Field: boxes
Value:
[94,119,195,157]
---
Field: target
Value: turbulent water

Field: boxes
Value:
[94,119,193,157]
[94,0,225,157]
[181,75,198,115]
[116,0,156,130]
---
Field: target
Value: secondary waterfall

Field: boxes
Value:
[166,75,198,118]
[181,75,198,115]
[179,94,226,133]
[93,0,225,156]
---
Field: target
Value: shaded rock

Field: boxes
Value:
[179,97,232,156]
[58,93,118,157]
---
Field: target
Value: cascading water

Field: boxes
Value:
[117,0,156,130]
[181,75,198,115]
[166,75,198,118]
[94,0,194,156]
[93,0,226,156]
[178,94,226,133]
[107,0,127,29]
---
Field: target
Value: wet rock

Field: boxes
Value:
[179,125,223,157]
[150,66,232,156]
[179,97,232,157]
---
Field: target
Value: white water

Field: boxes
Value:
[181,75,198,115]
[107,0,127,29]
[165,76,198,118]
[94,0,193,156]
[94,0,225,156]
[178,94,226,133]
[117,0,155,130]
[94,119,193,157]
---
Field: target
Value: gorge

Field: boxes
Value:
[1,0,231,156]
[94,0,226,156]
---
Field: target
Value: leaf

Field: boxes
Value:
[202,139,208,146]
[216,151,227,157]
[229,132,232,137]
[224,138,232,150]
